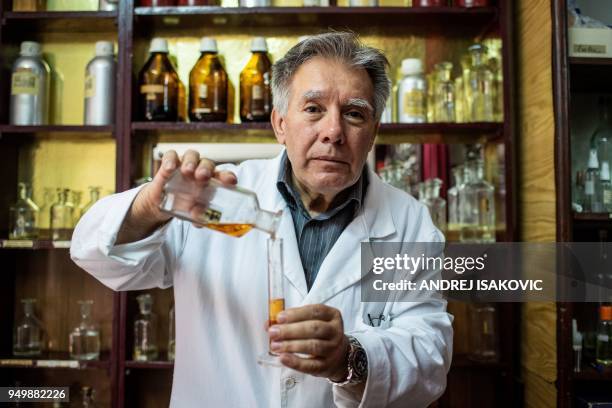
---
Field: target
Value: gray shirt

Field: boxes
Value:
[276,152,368,291]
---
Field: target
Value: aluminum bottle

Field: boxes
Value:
[10,41,50,125]
[239,0,270,6]
[397,58,427,123]
[84,41,116,125]
[98,0,118,10]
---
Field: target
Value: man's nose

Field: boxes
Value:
[319,111,345,144]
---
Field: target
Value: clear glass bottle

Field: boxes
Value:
[424,178,447,232]
[139,38,180,122]
[13,299,43,356]
[240,37,273,123]
[9,182,39,240]
[159,170,282,237]
[70,190,82,226]
[585,148,602,213]
[417,181,428,203]
[469,303,498,361]
[69,300,101,361]
[51,188,74,241]
[488,56,504,122]
[80,186,102,219]
[465,44,494,122]
[459,160,496,243]
[168,305,175,361]
[189,37,229,123]
[81,386,96,408]
[433,62,455,123]
[454,76,465,123]
[596,305,612,367]
[134,294,158,361]
[590,97,612,212]
[397,58,427,123]
[574,170,586,210]
[447,165,465,232]
[38,187,54,240]
[426,71,436,123]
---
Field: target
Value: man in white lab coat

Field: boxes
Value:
[71,32,453,407]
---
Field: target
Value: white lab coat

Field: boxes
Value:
[70,151,453,408]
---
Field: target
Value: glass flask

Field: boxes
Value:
[134,294,159,361]
[424,178,447,232]
[465,44,494,122]
[397,58,427,123]
[189,37,228,123]
[585,149,602,213]
[9,182,39,240]
[51,188,74,241]
[459,160,496,243]
[168,305,175,361]
[468,303,498,361]
[240,37,273,122]
[13,299,43,356]
[38,187,54,240]
[447,165,464,232]
[139,38,180,122]
[69,300,101,360]
[160,170,282,237]
[80,186,102,219]
[433,62,455,123]
[80,386,96,408]
[590,97,612,212]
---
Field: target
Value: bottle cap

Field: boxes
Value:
[150,38,169,53]
[251,37,268,53]
[200,37,218,53]
[401,58,422,75]
[20,41,42,57]
[588,149,599,169]
[95,41,114,57]
[601,306,612,321]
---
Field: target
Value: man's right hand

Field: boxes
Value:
[115,149,237,245]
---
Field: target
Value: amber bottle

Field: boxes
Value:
[189,37,228,122]
[240,37,272,123]
[138,38,179,121]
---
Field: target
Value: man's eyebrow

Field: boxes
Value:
[302,90,325,100]
[346,98,374,113]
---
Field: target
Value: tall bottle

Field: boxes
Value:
[10,41,50,125]
[9,182,39,240]
[433,62,455,123]
[424,178,447,232]
[585,149,602,213]
[13,299,43,356]
[84,41,116,126]
[134,294,158,361]
[189,37,228,123]
[240,37,273,123]
[459,160,496,243]
[596,305,612,367]
[465,44,494,122]
[139,38,180,122]
[469,303,498,361]
[590,97,612,212]
[447,165,464,232]
[51,188,74,241]
[69,300,101,360]
[397,58,427,123]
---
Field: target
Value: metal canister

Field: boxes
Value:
[84,41,116,126]
[98,0,118,11]
[9,41,50,125]
[239,0,271,7]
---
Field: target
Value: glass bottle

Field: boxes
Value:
[168,305,175,361]
[240,37,273,123]
[417,181,428,203]
[38,187,54,240]
[468,303,498,361]
[69,300,101,361]
[433,62,455,123]
[397,58,427,123]
[488,56,504,122]
[424,178,447,232]
[465,44,494,122]
[9,182,39,240]
[134,294,158,361]
[139,38,179,122]
[426,71,436,123]
[70,190,82,226]
[189,37,228,123]
[590,97,612,212]
[585,149,602,213]
[459,160,496,243]
[454,76,465,123]
[348,0,377,6]
[447,165,464,232]
[51,188,74,241]
[596,305,612,367]
[574,170,586,210]
[80,186,102,219]
[160,169,282,237]
[81,386,96,408]
[13,299,43,356]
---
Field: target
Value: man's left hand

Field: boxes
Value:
[269,304,349,381]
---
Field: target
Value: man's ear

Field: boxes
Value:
[271,108,286,145]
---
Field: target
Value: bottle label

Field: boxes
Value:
[601,161,610,181]
[203,208,222,222]
[198,84,208,99]
[11,69,38,95]
[403,89,425,116]
[84,74,95,99]
[585,180,595,195]
[604,189,612,206]
[140,84,165,101]
[598,334,609,342]
[252,84,263,101]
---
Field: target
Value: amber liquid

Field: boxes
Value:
[203,223,253,237]
[268,298,285,356]
[240,52,272,122]
[138,52,179,121]
[189,52,228,122]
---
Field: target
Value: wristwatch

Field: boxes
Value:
[329,335,368,386]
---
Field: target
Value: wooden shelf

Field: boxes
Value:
[570,57,612,66]
[0,239,71,249]
[124,360,174,369]
[450,353,507,370]
[573,213,612,222]
[1,11,118,33]
[0,125,114,138]
[573,366,612,381]
[0,352,111,370]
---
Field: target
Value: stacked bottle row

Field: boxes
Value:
[386,43,503,124]
[137,0,490,8]
[9,41,116,126]
[573,306,612,373]
[9,183,103,241]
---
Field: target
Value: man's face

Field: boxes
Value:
[272,57,378,197]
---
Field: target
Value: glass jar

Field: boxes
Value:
[459,160,495,243]
[465,44,495,122]
[240,37,273,123]
[13,299,43,356]
[9,182,39,240]
[134,294,159,361]
[69,300,101,361]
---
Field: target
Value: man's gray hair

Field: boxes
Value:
[271,32,391,121]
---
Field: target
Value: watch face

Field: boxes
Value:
[352,348,368,379]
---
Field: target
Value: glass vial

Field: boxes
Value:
[134,294,159,361]
[397,58,427,123]
[13,299,43,356]
[189,37,228,123]
[139,38,180,122]
[84,41,116,126]
[465,44,494,122]
[51,188,74,241]
[240,37,273,123]
[69,300,101,360]
[9,182,40,240]
[459,160,496,243]
[469,303,498,361]
[168,305,175,361]
[433,62,455,122]
[10,41,50,125]
[596,305,612,367]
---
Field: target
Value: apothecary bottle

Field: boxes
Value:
[424,178,447,232]
[139,38,180,122]
[459,160,495,243]
[69,300,101,360]
[51,188,74,241]
[13,299,43,356]
[433,62,455,122]
[134,294,159,361]
[9,182,39,240]
[240,37,273,122]
[465,44,494,122]
[189,37,228,122]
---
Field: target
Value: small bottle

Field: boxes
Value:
[433,62,455,123]
[51,188,74,241]
[469,303,498,362]
[139,38,180,122]
[397,58,427,123]
[596,305,612,367]
[38,187,54,240]
[240,37,273,123]
[84,41,116,126]
[9,182,40,240]
[459,159,495,243]
[10,41,50,126]
[447,165,464,232]
[134,294,159,361]
[424,178,447,232]
[585,149,602,213]
[99,0,118,10]
[239,0,271,6]
[13,299,43,357]
[81,386,96,408]
[189,37,228,123]
[80,186,102,219]
[168,305,175,361]
[69,300,101,361]
[465,44,494,122]
[70,191,83,226]
[160,170,282,237]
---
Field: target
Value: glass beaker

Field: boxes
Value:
[13,299,43,356]
[134,294,158,361]
[69,300,101,360]
[9,182,39,240]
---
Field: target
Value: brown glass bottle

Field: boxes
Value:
[189,37,228,122]
[138,38,179,122]
[240,37,272,123]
